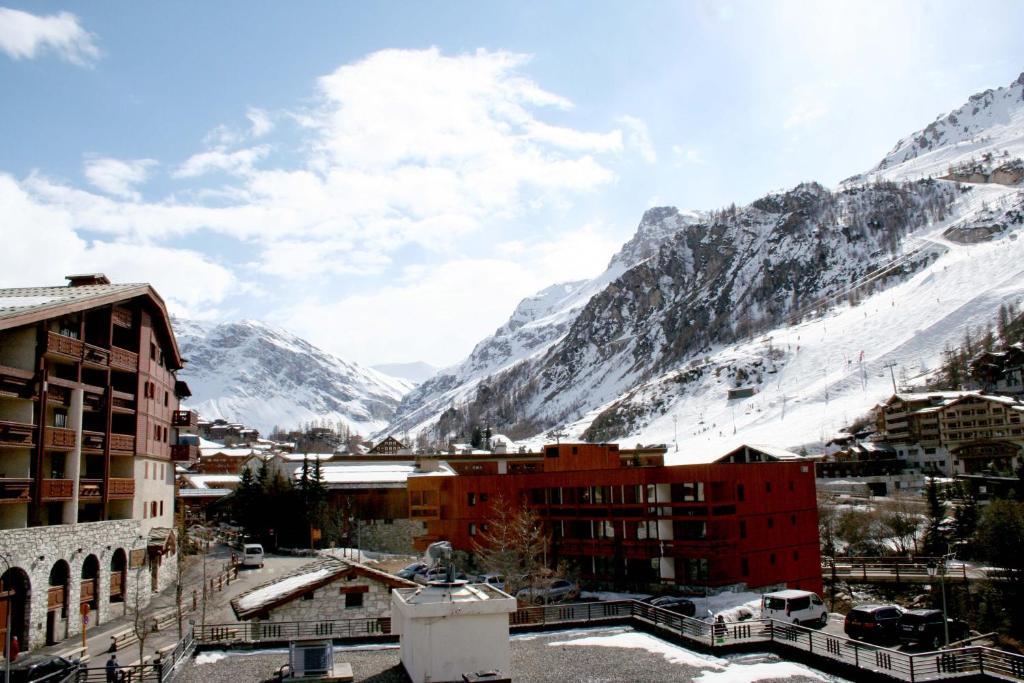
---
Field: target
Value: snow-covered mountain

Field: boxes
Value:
[174,319,413,435]
[383,71,1024,459]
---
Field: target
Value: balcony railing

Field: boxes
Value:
[0,364,34,399]
[0,478,32,503]
[111,389,136,412]
[82,343,111,366]
[41,478,73,500]
[170,444,198,463]
[110,346,139,372]
[112,306,133,329]
[110,433,135,454]
[81,430,105,452]
[45,331,84,359]
[79,478,103,499]
[0,419,34,447]
[171,410,198,428]
[80,578,96,605]
[46,384,70,406]
[43,426,76,450]
[47,585,65,610]
[108,478,135,498]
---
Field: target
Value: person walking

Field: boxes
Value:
[8,635,19,662]
[106,653,118,683]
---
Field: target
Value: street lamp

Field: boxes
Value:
[926,553,953,647]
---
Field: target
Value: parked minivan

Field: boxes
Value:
[761,589,828,626]
[844,604,903,643]
[242,543,265,568]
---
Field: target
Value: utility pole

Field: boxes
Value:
[673,416,678,452]
[883,361,898,393]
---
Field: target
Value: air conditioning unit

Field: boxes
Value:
[289,639,333,678]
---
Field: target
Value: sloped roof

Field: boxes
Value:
[230,557,416,619]
[0,281,183,367]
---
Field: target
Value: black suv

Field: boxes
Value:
[844,604,903,643]
[642,595,697,617]
[898,609,970,650]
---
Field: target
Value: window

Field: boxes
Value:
[54,410,68,428]
[480,492,488,503]
[302,591,315,601]
[767,517,774,529]
[792,550,799,561]
[741,558,749,576]
[143,503,148,519]
[739,520,746,538]
[790,514,797,526]
[145,463,149,479]
[765,481,772,493]
[736,484,744,501]
[159,501,164,516]
[467,492,476,507]
[345,592,363,609]
[468,523,477,536]
[164,392,169,407]
[770,553,776,566]
[788,480,794,492]
[150,343,156,360]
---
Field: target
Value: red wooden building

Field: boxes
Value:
[407,443,822,594]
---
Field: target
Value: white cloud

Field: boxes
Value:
[671,145,704,165]
[617,115,657,163]
[83,157,157,200]
[246,107,274,138]
[0,7,99,66]
[0,174,233,317]
[173,146,270,179]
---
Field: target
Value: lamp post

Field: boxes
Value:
[926,553,953,647]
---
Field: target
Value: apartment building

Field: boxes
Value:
[0,275,187,653]
[407,443,822,594]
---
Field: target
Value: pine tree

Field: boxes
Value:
[923,478,948,556]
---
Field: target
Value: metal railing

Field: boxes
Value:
[72,626,195,682]
[175,599,1024,682]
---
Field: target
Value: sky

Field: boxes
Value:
[1,1,1023,369]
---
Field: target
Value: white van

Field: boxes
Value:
[761,589,827,626]
[242,543,265,568]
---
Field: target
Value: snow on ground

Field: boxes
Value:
[193,652,227,665]
[580,590,652,602]
[694,659,827,683]
[548,630,727,670]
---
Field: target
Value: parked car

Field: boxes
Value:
[843,604,903,643]
[641,595,697,617]
[396,562,429,580]
[898,609,970,650]
[241,543,264,568]
[516,579,579,605]
[761,589,828,626]
[4,654,78,683]
[474,573,506,591]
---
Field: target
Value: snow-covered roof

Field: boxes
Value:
[278,452,335,462]
[745,444,804,460]
[199,447,255,458]
[198,437,225,449]
[178,488,232,498]
[231,557,416,619]
[183,474,240,489]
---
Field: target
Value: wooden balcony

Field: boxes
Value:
[45,331,84,360]
[170,444,198,463]
[40,478,73,500]
[112,306,133,329]
[79,578,96,605]
[111,389,136,412]
[108,478,135,498]
[110,346,139,372]
[0,420,34,447]
[79,478,103,500]
[172,410,198,428]
[110,433,135,454]
[80,430,105,452]
[43,426,76,450]
[410,505,440,520]
[82,343,111,366]
[83,386,105,411]
[0,478,32,504]
[0,364,34,399]
[46,384,71,406]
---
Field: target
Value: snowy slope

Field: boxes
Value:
[371,361,438,385]
[175,318,413,435]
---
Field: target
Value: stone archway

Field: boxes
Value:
[46,560,70,645]
[109,549,127,612]
[81,554,100,625]
[0,566,31,654]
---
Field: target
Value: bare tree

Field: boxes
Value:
[471,496,549,598]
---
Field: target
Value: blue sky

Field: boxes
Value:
[2,1,1023,367]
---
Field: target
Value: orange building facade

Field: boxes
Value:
[408,443,822,594]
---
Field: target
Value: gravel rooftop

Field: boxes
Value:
[177,626,848,682]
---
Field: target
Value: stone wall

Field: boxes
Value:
[0,519,176,651]
[356,519,424,554]
[262,575,392,624]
